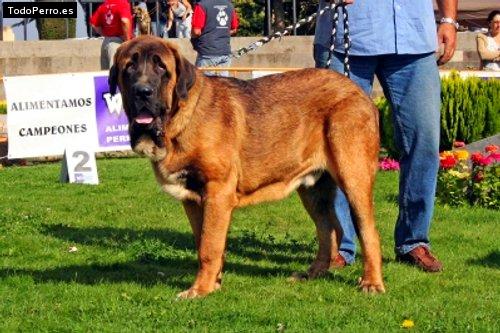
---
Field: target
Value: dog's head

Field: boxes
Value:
[109,36,196,160]
[133,6,147,19]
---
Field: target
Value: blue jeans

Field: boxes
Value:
[195,54,231,77]
[314,45,441,262]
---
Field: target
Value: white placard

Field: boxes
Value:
[60,147,99,185]
[4,73,99,159]
[4,71,132,159]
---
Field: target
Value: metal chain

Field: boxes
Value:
[325,4,340,70]
[231,1,350,77]
[326,4,350,77]
[342,7,351,77]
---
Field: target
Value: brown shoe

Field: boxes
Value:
[396,246,443,272]
[330,254,347,269]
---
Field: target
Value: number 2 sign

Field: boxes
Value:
[60,148,99,185]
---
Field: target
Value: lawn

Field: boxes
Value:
[0,157,498,332]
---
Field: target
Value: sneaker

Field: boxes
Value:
[330,254,347,269]
[396,246,443,272]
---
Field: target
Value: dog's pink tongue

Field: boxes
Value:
[135,114,154,124]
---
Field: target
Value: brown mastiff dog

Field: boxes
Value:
[109,35,385,298]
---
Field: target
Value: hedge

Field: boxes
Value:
[377,73,500,158]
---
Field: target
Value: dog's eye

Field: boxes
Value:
[157,62,167,71]
[125,62,135,72]
[152,55,167,73]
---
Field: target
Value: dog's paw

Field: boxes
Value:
[288,271,308,282]
[357,277,386,294]
[306,260,331,279]
[176,288,204,300]
[176,285,218,300]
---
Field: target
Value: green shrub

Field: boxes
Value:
[375,97,399,159]
[440,72,500,148]
[377,74,500,156]
[36,18,76,40]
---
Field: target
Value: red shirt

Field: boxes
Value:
[192,4,238,31]
[90,0,133,39]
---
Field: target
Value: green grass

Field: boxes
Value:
[0,158,499,332]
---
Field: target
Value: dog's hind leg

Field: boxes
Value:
[326,107,385,293]
[297,173,342,279]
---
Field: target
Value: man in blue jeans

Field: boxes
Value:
[314,0,458,272]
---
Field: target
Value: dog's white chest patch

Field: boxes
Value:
[156,168,202,203]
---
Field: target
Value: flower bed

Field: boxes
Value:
[437,144,499,209]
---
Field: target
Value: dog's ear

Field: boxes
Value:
[108,46,124,95]
[172,47,197,100]
[108,63,118,95]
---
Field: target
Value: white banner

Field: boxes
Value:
[4,72,131,159]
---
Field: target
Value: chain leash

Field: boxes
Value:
[231,0,351,77]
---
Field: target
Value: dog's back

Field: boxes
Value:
[195,69,379,205]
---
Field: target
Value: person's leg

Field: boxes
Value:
[195,55,215,76]
[100,40,108,70]
[327,52,378,264]
[313,44,330,68]
[375,53,441,267]
[101,37,122,69]
[196,55,230,77]
[106,38,123,68]
[217,55,231,77]
[175,20,182,38]
[183,16,192,38]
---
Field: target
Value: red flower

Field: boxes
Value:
[440,155,458,169]
[379,157,400,171]
[471,152,489,166]
[485,144,498,153]
[488,152,500,162]
[453,141,466,148]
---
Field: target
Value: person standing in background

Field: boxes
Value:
[313,0,457,272]
[191,0,238,76]
[91,0,133,69]
[166,0,193,38]
[477,10,500,71]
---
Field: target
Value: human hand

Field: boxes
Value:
[437,23,457,65]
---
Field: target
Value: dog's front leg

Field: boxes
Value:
[177,181,237,299]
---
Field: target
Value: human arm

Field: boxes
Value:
[121,18,132,41]
[167,8,174,31]
[191,4,205,37]
[436,0,458,65]
[91,24,103,36]
[230,9,238,35]
[90,7,103,36]
[476,33,500,61]
[182,0,193,20]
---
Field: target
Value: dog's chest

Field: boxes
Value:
[153,164,204,203]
